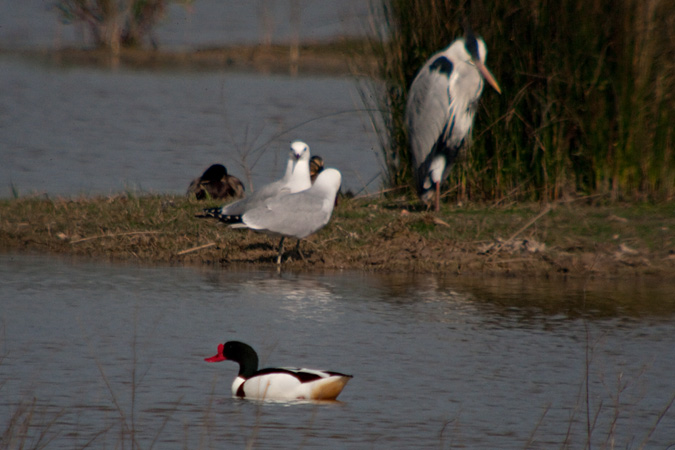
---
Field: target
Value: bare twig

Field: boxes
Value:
[504,204,553,243]
[483,205,552,256]
[176,242,216,256]
[524,403,552,449]
[638,392,675,450]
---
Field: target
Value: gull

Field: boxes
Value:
[231,168,342,264]
[201,140,312,221]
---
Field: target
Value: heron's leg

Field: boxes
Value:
[434,181,440,212]
[276,237,286,265]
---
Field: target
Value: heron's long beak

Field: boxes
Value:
[475,60,501,94]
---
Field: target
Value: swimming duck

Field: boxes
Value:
[204,341,352,401]
[187,164,245,200]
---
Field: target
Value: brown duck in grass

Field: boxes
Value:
[187,164,245,200]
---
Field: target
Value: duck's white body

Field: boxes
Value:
[205,341,352,401]
[231,368,352,401]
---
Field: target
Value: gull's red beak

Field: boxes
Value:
[204,343,227,362]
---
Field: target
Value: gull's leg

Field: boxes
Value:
[434,181,440,212]
[295,239,306,261]
[276,237,286,265]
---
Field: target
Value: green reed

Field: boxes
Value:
[370,0,675,202]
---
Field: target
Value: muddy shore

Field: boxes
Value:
[2,195,673,279]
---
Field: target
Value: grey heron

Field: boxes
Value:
[405,27,501,211]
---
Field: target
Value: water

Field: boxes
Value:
[2,253,674,449]
[1,0,383,199]
[2,6,675,447]
[0,55,382,198]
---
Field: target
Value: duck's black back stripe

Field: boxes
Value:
[251,368,352,383]
[324,371,353,378]
[253,368,323,383]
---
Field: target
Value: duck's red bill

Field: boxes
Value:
[204,343,226,362]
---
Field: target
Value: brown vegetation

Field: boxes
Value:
[14,40,376,75]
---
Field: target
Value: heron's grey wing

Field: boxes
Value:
[242,193,329,239]
[405,54,453,169]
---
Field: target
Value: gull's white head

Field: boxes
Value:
[281,140,312,192]
[290,140,311,162]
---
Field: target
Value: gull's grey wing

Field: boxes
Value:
[241,192,331,239]
[219,178,289,216]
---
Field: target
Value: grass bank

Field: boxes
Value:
[1,194,673,278]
